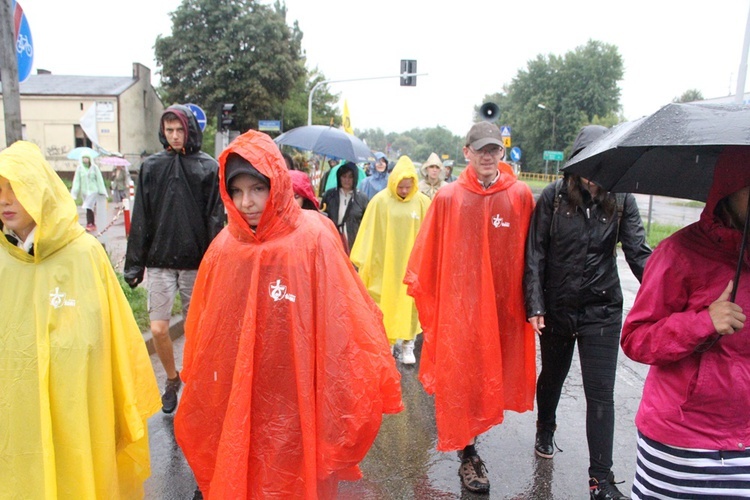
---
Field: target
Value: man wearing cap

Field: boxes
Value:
[404,122,536,494]
[124,104,225,414]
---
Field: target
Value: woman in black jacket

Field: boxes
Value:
[321,162,368,253]
[523,125,651,500]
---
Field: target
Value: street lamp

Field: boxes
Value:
[537,103,558,176]
[537,103,557,149]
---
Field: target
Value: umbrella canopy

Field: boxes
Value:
[274,125,373,163]
[323,162,368,192]
[67,147,100,160]
[99,156,131,167]
[563,103,750,202]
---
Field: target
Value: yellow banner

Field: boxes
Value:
[342,100,353,134]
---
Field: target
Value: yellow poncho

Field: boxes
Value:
[0,142,161,499]
[350,156,431,343]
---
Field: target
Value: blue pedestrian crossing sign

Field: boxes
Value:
[500,125,512,137]
[510,147,522,162]
[185,103,207,131]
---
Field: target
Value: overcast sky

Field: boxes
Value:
[17,0,750,136]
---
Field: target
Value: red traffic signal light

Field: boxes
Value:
[220,103,237,130]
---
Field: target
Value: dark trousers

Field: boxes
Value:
[536,332,619,480]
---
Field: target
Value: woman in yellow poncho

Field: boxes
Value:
[0,141,161,499]
[350,156,431,364]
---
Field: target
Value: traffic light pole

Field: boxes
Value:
[307,72,426,126]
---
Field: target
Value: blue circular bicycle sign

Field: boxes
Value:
[12,1,34,83]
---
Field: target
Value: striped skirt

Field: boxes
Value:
[633,431,750,499]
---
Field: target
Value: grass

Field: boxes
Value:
[524,179,553,191]
[645,222,682,249]
[672,200,705,208]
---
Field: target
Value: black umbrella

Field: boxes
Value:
[274,125,373,163]
[564,102,750,349]
[563,102,750,202]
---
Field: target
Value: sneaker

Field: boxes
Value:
[589,471,628,500]
[85,223,97,232]
[534,425,560,458]
[458,454,490,494]
[401,340,416,364]
[161,373,182,414]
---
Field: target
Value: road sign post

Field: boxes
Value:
[542,150,564,177]
[258,120,281,132]
[1,0,31,145]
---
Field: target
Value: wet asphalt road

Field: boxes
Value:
[142,253,647,500]
[87,194,704,499]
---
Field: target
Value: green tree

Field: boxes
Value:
[154,0,305,132]
[674,89,704,103]
[358,128,388,154]
[478,40,624,172]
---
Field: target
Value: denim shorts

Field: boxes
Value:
[147,268,198,321]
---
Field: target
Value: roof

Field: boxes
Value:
[0,74,136,96]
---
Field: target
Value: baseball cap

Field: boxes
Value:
[466,122,503,150]
[224,153,270,189]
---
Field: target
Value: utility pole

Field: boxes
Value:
[735,2,750,104]
[0,0,23,146]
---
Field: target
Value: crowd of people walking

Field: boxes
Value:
[4,104,750,500]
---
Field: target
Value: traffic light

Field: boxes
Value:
[220,103,237,131]
[400,59,417,86]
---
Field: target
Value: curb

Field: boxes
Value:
[142,315,185,356]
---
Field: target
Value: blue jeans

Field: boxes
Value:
[536,332,619,480]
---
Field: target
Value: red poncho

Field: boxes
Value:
[174,131,403,499]
[404,163,536,451]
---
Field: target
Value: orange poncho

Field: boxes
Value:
[174,131,403,499]
[404,163,536,451]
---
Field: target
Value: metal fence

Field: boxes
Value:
[518,172,562,183]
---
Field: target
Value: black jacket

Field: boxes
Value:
[124,105,225,283]
[523,179,651,336]
[321,164,368,250]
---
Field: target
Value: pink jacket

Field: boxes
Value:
[622,147,750,451]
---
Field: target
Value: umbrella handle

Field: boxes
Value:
[696,188,750,353]
[730,187,750,302]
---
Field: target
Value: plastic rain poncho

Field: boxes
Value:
[70,155,107,210]
[404,162,537,451]
[350,156,431,343]
[0,141,161,499]
[174,130,403,499]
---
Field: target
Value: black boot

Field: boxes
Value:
[534,423,558,458]
[589,471,628,500]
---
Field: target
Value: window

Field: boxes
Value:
[74,125,92,148]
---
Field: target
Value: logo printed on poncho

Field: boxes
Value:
[49,287,76,308]
[492,214,510,228]
[269,279,296,302]
[410,211,420,220]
